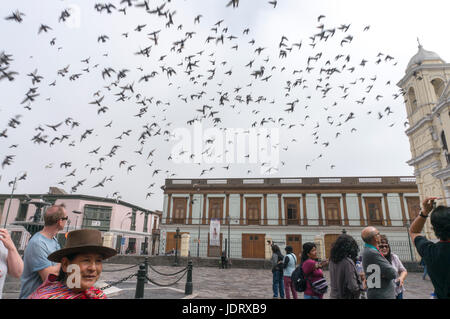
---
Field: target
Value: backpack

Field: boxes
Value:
[308,277,328,295]
[291,263,307,292]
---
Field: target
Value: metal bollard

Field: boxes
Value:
[144,257,149,284]
[135,264,146,299]
[185,259,193,295]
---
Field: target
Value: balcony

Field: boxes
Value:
[152,229,160,237]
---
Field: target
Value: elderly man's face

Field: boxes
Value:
[362,226,381,247]
[371,229,381,246]
[374,233,381,246]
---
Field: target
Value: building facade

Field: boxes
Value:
[397,44,450,239]
[0,188,162,256]
[161,177,420,261]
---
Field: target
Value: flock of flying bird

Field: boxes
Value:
[0,1,408,206]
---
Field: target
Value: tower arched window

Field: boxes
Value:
[431,78,445,100]
[408,87,418,113]
[442,130,450,164]
[442,131,449,151]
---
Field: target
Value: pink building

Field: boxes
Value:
[0,187,162,256]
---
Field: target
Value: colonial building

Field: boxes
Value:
[0,187,162,256]
[161,177,420,261]
[397,44,450,239]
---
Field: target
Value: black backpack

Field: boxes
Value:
[291,263,307,292]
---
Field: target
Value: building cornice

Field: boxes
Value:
[432,165,450,180]
[397,63,450,88]
[407,149,442,166]
[432,98,450,116]
[415,160,442,176]
[0,193,158,215]
[162,176,418,194]
[405,115,433,136]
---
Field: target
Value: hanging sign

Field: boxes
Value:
[210,218,220,246]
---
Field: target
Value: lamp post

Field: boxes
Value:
[3,176,18,228]
[72,210,82,230]
[174,227,181,266]
[193,185,202,258]
[3,171,27,228]
[406,222,415,262]
[119,213,132,255]
[227,215,231,267]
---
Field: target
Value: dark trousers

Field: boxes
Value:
[272,270,285,298]
[221,257,227,268]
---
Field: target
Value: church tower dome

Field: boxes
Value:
[406,43,445,72]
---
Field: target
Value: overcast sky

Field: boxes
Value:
[1,0,449,211]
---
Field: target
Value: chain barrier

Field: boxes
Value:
[100,259,193,297]
[148,264,188,276]
[102,263,140,272]
[145,269,187,287]
[100,273,137,291]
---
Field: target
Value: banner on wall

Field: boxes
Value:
[209,218,220,246]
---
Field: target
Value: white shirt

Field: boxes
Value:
[0,241,8,299]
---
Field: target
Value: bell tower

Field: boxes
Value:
[397,43,450,238]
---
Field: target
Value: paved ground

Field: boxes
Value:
[101,264,435,299]
[3,263,435,299]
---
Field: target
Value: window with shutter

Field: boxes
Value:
[324,197,342,225]
[364,198,383,226]
[172,198,187,224]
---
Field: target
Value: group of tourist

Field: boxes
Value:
[0,196,449,300]
[270,197,450,299]
[0,204,116,299]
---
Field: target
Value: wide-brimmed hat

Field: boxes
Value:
[48,229,117,262]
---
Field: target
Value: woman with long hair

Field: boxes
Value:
[329,234,362,299]
[379,235,408,299]
[301,242,328,299]
[271,244,284,299]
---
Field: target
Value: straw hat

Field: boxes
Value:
[48,229,117,262]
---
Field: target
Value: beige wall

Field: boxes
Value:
[399,59,450,239]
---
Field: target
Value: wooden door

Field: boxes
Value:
[208,233,223,257]
[285,198,300,225]
[165,231,189,253]
[324,234,340,260]
[365,198,383,226]
[406,197,420,222]
[324,197,341,225]
[208,198,224,224]
[246,198,261,225]
[172,198,187,224]
[242,234,265,258]
[286,234,302,261]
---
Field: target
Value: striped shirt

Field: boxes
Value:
[28,274,106,299]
